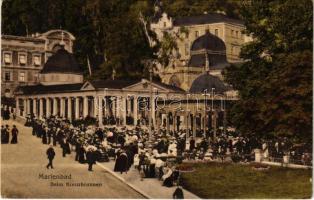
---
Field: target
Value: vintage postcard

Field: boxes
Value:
[1,0,312,199]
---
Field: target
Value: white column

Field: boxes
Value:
[133,97,138,126]
[104,97,108,118]
[60,97,65,117]
[112,97,116,118]
[75,97,80,119]
[16,98,20,116]
[152,96,156,128]
[127,98,132,116]
[33,99,37,117]
[98,96,103,127]
[67,98,72,121]
[83,96,88,117]
[93,96,98,118]
[23,99,27,117]
[46,98,51,117]
[122,96,127,126]
[27,99,31,115]
[39,98,43,119]
[116,97,121,125]
[53,98,58,116]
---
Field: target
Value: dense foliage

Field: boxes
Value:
[224,0,312,143]
[2,0,241,80]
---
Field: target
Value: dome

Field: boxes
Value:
[189,73,230,94]
[188,31,229,69]
[39,46,83,85]
[191,31,226,52]
[41,47,82,74]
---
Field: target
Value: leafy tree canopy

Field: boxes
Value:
[2,0,241,80]
[224,0,312,143]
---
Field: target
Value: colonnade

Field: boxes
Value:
[157,105,227,139]
[16,94,156,127]
[15,93,227,138]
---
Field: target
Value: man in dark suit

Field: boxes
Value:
[86,148,97,171]
[189,137,195,152]
[46,145,56,169]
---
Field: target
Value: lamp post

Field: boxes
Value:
[104,88,108,125]
[211,88,216,140]
[223,95,227,135]
[154,87,158,132]
[149,65,153,142]
[202,89,208,138]
[186,110,190,142]
[211,88,215,111]
[186,93,191,139]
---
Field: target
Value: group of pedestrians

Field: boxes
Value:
[27,115,98,172]
[1,124,19,144]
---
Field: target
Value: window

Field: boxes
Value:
[163,22,167,28]
[236,31,239,38]
[195,31,199,38]
[19,72,25,82]
[4,72,11,81]
[231,30,234,36]
[33,55,41,66]
[215,29,219,36]
[4,53,11,64]
[34,73,39,82]
[19,54,26,65]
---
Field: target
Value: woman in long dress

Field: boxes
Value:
[10,125,18,144]
[114,151,128,174]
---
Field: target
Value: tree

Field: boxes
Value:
[2,0,242,80]
[224,0,312,143]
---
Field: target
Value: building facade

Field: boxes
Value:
[1,29,75,98]
[14,39,238,136]
[150,8,253,91]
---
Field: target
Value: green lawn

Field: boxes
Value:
[179,162,312,199]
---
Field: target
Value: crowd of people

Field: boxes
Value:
[27,115,310,176]
[26,114,184,187]
[7,113,309,188]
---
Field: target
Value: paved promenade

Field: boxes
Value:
[1,119,144,198]
[1,119,199,199]
[97,161,200,199]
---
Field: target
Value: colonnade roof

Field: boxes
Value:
[15,83,84,95]
[15,78,185,96]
